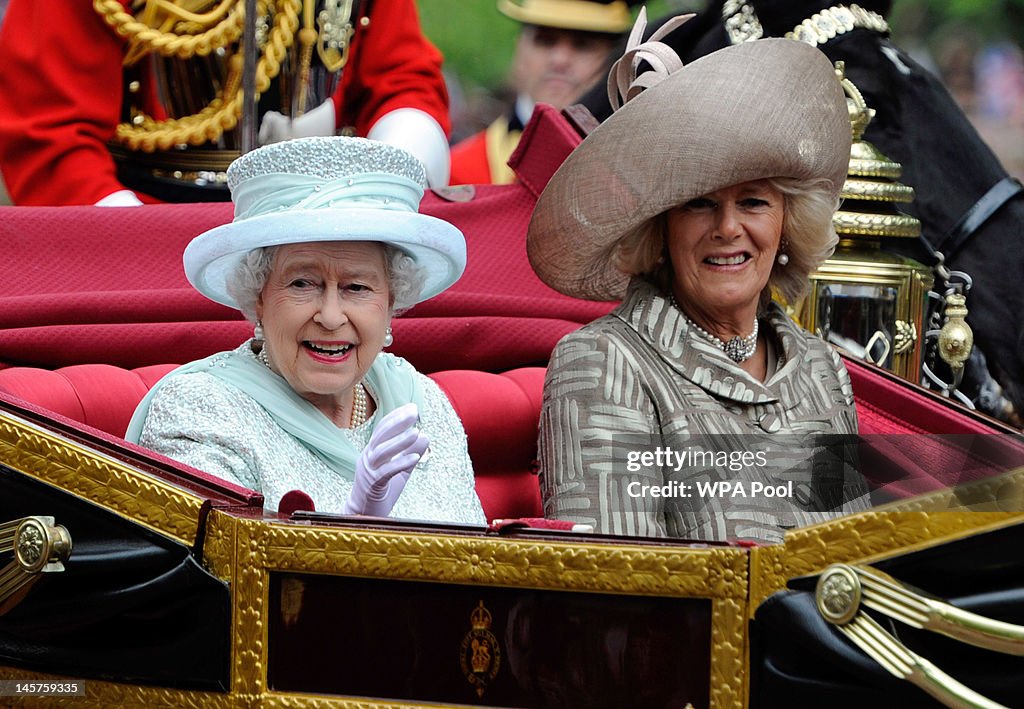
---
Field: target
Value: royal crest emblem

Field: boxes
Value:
[459,600,500,698]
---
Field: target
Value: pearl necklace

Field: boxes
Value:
[256,342,369,427]
[670,295,759,363]
[349,382,368,428]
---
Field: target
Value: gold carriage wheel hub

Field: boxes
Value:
[816,564,862,625]
[15,518,52,573]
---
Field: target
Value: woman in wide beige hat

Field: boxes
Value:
[529,14,869,544]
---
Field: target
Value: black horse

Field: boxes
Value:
[582,0,1024,425]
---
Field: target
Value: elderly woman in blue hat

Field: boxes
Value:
[127,137,485,524]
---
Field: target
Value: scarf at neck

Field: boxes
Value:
[125,343,423,481]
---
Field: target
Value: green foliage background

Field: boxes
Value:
[419,0,1024,94]
[418,0,677,92]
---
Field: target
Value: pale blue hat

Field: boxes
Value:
[184,136,466,309]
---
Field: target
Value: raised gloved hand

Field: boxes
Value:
[258,99,337,145]
[343,403,429,516]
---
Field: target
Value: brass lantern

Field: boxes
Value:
[796,67,933,381]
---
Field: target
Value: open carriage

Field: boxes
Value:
[0,107,1022,708]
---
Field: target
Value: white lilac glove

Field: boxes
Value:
[258,99,337,145]
[94,189,143,207]
[367,108,451,188]
[343,402,430,516]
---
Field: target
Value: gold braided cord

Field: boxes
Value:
[94,0,243,60]
[135,0,237,26]
[113,0,300,151]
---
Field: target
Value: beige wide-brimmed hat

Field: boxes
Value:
[497,0,633,34]
[527,35,851,301]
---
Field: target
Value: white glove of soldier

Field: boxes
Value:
[259,101,450,187]
[258,99,337,145]
[343,403,429,516]
[94,189,143,207]
[367,108,451,188]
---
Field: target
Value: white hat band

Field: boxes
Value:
[232,173,423,222]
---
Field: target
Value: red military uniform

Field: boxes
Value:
[0,0,450,205]
[448,0,631,186]
[450,115,522,186]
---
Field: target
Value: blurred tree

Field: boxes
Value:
[891,0,1024,42]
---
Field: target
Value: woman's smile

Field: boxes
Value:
[702,250,753,269]
[303,340,356,363]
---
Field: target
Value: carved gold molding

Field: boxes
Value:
[223,518,749,707]
[710,598,747,709]
[0,662,482,709]
[841,178,914,203]
[881,466,1024,514]
[0,411,206,547]
[255,522,747,598]
[749,510,1023,614]
[203,509,237,584]
[832,211,923,238]
[233,517,268,698]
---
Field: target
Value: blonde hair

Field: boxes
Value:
[613,177,839,310]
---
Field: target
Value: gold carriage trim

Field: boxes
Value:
[841,178,915,203]
[848,153,905,180]
[0,411,210,547]
[0,516,72,614]
[833,210,922,238]
[817,563,1024,708]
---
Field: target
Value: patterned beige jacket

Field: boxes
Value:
[539,279,869,544]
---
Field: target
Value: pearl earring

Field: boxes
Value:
[254,320,264,340]
[383,326,394,347]
[777,238,790,266]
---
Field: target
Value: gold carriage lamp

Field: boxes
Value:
[795,64,933,382]
[0,516,72,615]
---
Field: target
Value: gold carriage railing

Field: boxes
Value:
[1,395,1023,707]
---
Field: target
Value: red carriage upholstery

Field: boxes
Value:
[0,105,592,521]
[1,355,1018,521]
[0,363,547,521]
[0,106,606,375]
[0,103,1017,521]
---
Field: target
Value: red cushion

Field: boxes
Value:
[0,362,547,522]
[0,363,178,437]
[429,368,546,520]
[2,357,1016,518]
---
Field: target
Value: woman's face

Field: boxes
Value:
[256,241,391,415]
[666,179,784,319]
